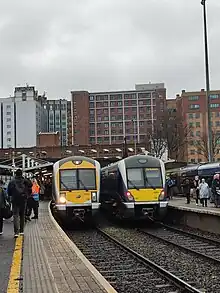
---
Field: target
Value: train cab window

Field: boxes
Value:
[78,169,96,190]
[127,169,145,189]
[145,168,163,188]
[60,170,77,190]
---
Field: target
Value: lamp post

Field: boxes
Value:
[132,119,137,155]
[201,0,213,162]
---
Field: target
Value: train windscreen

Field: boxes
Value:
[60,170,77,190]
[127,167,163,189]
[60,169,96,191]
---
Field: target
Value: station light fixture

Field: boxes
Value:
[91,149,97,153]
[103,149,109,152]
[116,148,122,152]
[128,148,134,152]
[78,150,85,153]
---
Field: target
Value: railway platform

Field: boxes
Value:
[0,202,117,293]
[167,197,220,234]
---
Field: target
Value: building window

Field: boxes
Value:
[195,113,200,118]
[189,122,193,128]
[188,113,193,119]
[6,105,11,109]
[210,104,220,108]
[104,123,108,128]
[6,112,11,115]
[188,96,199,101]
[196,122,200,127]
[216,121,220,127]
[210,94,219,99]
[7,118,11,122]
[191,159,196,163]
[7,138,11,142]
[196,131,200,136]
[22,92,27,101]
[189,104,200,109]
[90,96,94,101]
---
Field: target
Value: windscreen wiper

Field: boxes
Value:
[128,179,139,191]
[145,176,156,190]
[79,179,89,191]
[60,180,72,192]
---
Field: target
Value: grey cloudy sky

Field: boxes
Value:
[0,0,220,99]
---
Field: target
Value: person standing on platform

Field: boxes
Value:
[182,178,191,204]
[194,176,200,206]
[27,179,40,220]
[199,178,209,207]
[0,180,8,235]
[8,169,32,238]
[39,181,45,201]
[211,174,220,207]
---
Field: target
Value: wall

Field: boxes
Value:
[16,100,37,147]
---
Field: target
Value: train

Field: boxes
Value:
[100,154,168,220]
[52,156,101,222]
[167,162,220,195]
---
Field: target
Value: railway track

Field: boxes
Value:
[138,224,220,265]
[66,228,201,293]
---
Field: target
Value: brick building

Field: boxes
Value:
[37,132,60,148]
[71,83,166,146]
[177,89,220,163]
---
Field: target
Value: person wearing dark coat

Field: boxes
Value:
[182,178,191,204]
[0,180,8,235]
[8,169,32,238]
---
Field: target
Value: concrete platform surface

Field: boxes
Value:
[0,220,15,293]
[22,202,117,293]
[169,197,220,216]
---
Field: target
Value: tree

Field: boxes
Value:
[148,111,191,161]
[194,129,220,161]
[165,116,191,161]
[148,127,168,159]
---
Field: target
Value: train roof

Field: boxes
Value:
[180,164,200,172]
[55,155,99,166]
[198,162,220,170]
[101,154,162,170]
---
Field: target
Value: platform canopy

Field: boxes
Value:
[0,153,53,177]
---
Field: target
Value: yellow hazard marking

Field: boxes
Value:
[7,236,23,293]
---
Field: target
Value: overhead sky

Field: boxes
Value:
[0,0,220,99]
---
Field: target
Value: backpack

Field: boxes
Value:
[13,178,27,203]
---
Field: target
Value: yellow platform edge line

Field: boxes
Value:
[7,236,23,293]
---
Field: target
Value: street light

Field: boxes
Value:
[132,119,137,155]
[201,0,213,162]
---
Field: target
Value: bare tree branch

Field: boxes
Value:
[194,129,220,161]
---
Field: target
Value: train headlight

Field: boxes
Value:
[91,192,97,202]
[159,190,165,200]
[126,191,134,201]
[59,196,66,204]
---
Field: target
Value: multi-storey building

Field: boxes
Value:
[71,83,166,145]
[43,99,68,146]
[177,89,220,163]
[0,86,47,148]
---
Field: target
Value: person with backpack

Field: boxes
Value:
[8,169,32,238]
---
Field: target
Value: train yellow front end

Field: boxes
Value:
[52,156,101,222]
[101,155,168,220]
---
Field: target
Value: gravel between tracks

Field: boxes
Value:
[101,226,220,293]
[66,230,187,293]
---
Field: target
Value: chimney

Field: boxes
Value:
[182,90,186,94]
[201,89,205,92]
